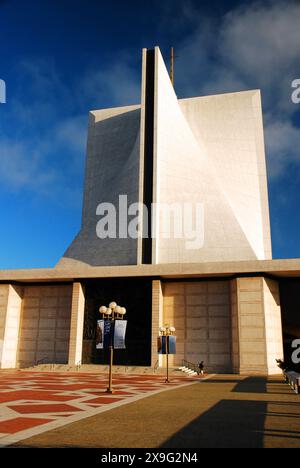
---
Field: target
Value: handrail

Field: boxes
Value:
[182,359,199,373]
[36,357,49,366]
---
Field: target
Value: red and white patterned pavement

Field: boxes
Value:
[0,371,199,446]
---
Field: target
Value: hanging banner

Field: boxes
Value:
[157,336,167,354]
[96,320,113,349]
[114,320,127,349]
[96,320,104,349]
[157,335,176,354]
[168,335,176,354]
[104,320,113,349]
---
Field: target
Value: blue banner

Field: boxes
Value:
[104,320,113,349]
[114,320,127,349]
[157,335,176,354]
[96,320,104,349]
[96,320,113,349]
[157,336,167,354]
[168,335,176,354]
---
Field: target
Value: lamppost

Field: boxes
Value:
[99,301,126,394]
[159,325,176,383]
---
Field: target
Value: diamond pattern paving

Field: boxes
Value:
[0,417,52,434]
[0,371,196,444]
[8,404,83,414]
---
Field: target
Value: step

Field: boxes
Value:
[20,364,184,376]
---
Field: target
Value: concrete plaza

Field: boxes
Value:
[0,370,196,446]
[1,373,299,448]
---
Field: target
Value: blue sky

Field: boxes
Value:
[0,0,299,269]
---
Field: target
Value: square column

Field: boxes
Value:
[68,282,85,366]
[231,277,283,375]
[151,280,163,367]
[0,284,23,369]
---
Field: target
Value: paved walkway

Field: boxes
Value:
[0,371,197,447]
[7,374,300,448]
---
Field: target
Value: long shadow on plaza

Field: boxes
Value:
[160,399,267,448]
[161,376,300,448]
[232,376,267,394]
[229,376,293,396]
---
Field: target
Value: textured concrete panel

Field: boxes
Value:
[163,280,231,372]
[232,277,283,375]
[152,47,268,264]
[17,285,72,368]
[180,91,272,261]
[58,106,141,268]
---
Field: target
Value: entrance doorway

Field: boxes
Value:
[82,278,152,366]
[280,278,300,372]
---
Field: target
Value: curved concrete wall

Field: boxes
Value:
[58,105,141,267]
[57,47,272,268]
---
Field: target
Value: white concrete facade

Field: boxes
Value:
[58,46,271,268]
[0,275,285,374]
[0,47,287,376]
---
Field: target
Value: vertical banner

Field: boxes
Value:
[96,320,104,349]
[157,336,176,354]
[104,320,113,349]
[157,336,167,354]
[96,320,113,349]
[113,320,127,349]
[168,335,176,354]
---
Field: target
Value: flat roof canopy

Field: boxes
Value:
[0,259,300,283]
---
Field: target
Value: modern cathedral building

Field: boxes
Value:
[1,47,300,375]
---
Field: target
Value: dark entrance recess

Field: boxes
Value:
[279,278,300,372]
[82,278,152,366]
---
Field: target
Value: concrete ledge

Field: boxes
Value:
[0,258,300,283]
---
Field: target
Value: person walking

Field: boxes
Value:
[198,361,204,375]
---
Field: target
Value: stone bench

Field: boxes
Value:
[284,371,300,394]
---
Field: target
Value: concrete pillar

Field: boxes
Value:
[230,279,240,373]
[263,278,284,374]
[68,282,85,366]
[151,280,163,367]
[162,281,186,369]
[231,277,283,375]
[0,284,23,369]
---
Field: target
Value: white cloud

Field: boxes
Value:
[1,0,299,205]
[80,55,141,108]
[0,53,140,205]
[0,59,86,205]
[175,0,300,180]
[264,119,300,178]
[0,140,57,191]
